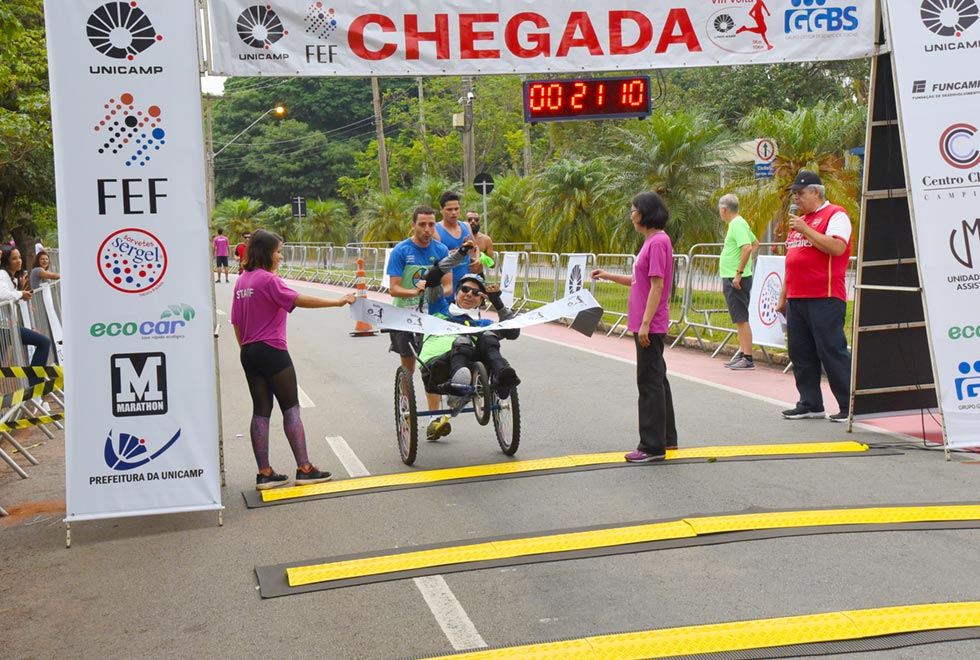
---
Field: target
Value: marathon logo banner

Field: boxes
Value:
[351,290,603,337]
[207,0,875,77]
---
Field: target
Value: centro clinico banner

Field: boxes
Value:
[45,0,222,521]
[207,0,876,77]
[886,0,980,448]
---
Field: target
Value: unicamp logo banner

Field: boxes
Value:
[45,0,222,522]
[207,0,876,76]
[886,0,980,448]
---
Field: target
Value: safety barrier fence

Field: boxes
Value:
[0,282,65,513]
[280,242,855,361]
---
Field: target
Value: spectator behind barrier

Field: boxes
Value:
[29,250,60,291]
[0,245,52,389]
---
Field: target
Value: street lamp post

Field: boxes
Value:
[205,104,285,214]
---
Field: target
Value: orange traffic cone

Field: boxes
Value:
[350,258,379,337]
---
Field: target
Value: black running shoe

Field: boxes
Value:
[255,471,290,491]
[295,466,332,486]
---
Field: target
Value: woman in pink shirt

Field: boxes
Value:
[231,229,356,490]
[592,192,678,463]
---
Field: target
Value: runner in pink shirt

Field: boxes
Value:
[231,229,356,491]
[213,228,230,283]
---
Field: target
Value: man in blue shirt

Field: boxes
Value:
[387,206,452,374]
[435,191,472,290]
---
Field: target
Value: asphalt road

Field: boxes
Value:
[1,277,978,660]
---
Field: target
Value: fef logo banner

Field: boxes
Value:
[885,0,980,448]
[207,0,875,77]
[45,0,222,521]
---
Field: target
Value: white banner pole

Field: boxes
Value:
[46,0,222,523]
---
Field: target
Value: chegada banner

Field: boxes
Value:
[207,0,876,77]
[885,0,980,448]
[45,0,222,521]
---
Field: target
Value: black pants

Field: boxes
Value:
[786,297,851,413]
[635,333,677,454]
[423,333,510,392]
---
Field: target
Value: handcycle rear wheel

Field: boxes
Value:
[471,362,492,426]
[394,366,418,465]
[493,385,521,456]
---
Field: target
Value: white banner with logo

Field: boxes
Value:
[350,289,601,335]
[207,0,875,77]
[885,0,980,448]
[748,256,786,349]
[499,252,519,307]
[46,0,222,520]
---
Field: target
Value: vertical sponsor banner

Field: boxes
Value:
[748,256,786,349]
[499,252,519,307]
[564,254,588,298]
[46,0,222,520]
[886,0,980,448]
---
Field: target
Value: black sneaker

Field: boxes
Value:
[494,367,521,399]
[728,356,755,370]
[295,466,332,486]
[782,405,826,420]
[255,471,290,491]
[723,350,744,368]
[828,411,849,423]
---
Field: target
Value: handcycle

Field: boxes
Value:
[394,342,520,466]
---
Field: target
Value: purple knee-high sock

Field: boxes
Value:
[282,405,310,468]
[250,415,271,472]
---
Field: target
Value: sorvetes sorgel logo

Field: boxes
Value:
[87,2,162,60]
[98,228,167,294]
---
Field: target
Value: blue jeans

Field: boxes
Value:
[20,326,51,386]
[786,298,851,413]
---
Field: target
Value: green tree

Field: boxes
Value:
[0,0,53,243]
[304,198,352,244]
[614,110,736,251]
[471,174,533,246]
[212,198,264,236]
[528,158,620,254]
[354,189,415,243]
[732,101,865,241]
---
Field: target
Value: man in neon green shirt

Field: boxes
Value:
[719,194,759,370]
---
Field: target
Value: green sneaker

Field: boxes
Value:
[426,417,452,441]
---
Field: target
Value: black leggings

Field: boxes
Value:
[240,342,298,417]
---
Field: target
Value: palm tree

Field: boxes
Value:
[733,101,865,241]
[614,110,736,252]
[354,189,415,242]
[528,158,621,254]
[212,198,264,236]
[480,174,533,246]
[305,198,352,244]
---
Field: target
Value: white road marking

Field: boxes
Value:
[297,385,315,408]
[325,436,488,652]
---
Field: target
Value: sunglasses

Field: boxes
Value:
[459,285,482,295]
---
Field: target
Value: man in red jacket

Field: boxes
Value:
[776,170,852,423]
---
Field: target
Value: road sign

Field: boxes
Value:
[473,172,494,195]
[291,196,307,218]
[754,138,777,179]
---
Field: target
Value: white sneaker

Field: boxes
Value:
[445,367,472,409]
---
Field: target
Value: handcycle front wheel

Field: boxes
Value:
[492,385,520,456]
[394,366,418,465]
[471,362,492,426]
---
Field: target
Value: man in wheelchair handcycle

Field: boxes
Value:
[416,272,521,441]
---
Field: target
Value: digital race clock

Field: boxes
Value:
[522,75,652,123]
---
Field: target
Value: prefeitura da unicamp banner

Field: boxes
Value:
[45,0,222,521]
[207,0,876,77]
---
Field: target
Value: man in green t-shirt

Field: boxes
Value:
[719,194,760,370]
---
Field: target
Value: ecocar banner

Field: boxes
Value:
[207,0,875,77]
[45,0,222,521]
[885,0,980,448]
